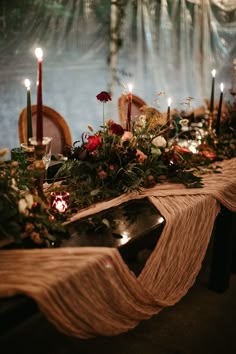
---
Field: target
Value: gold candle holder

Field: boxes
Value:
[206,110,218,146]
[20,143,35,164]
[208,111,214,134]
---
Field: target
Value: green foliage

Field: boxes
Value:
[0,155,68,246]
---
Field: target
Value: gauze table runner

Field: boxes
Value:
[0,158,235,338]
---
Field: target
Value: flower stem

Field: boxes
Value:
[103,102,105,127]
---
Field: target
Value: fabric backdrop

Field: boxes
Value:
[0,0,235,153]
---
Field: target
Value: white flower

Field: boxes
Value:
[134,115,146,131]
[18,198,28,215]
[11,178,18,191]
[152,136,166,148]
[151,147,162,156]
[25,193,34,209]
[18,193,34,215]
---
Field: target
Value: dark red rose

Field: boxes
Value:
[84,135,102,151]
[110,122,124,136]
[96,91,112,102]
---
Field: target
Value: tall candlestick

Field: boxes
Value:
[210,69,216,113]
[215,83,224,136]
[35,47,43,142]
[126,83,133,131]
[167,97,172,127]
[24,79,33,144]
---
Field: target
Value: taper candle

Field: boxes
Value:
[24,79,32,144]
[167,97,172,127]
[210,69,216,113]
[215,83,224,136]
[126,83,133,131]
[35,47,43,142]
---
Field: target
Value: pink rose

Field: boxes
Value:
[121,131,133,142]
[136,149,147,163]
[98,170,108,180]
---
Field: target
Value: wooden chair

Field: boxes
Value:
[118,94,147,127]
[18,105,72,156]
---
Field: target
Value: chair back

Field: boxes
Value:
[118,94,147,127]
[18,105,72,156]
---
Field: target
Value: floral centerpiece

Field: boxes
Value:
[55,92,209,212]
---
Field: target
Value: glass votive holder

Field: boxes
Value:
[11,147,24,160]
[11,147,27,167]
[50,191,70,213]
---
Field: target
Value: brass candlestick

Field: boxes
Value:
[28,137,52,199]
[208,111,214,134]
[206,110,218,146]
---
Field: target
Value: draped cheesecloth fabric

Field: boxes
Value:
[0,157,236,338]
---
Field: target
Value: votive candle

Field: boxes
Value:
[35,48,43,142]
[126,83,133,131]
[51,192,70,213]
[215,83,224,136]
[24,78,32,144]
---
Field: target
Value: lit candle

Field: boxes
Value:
[24,78,33,144]
[167,97,172,127]
[215,83,224,136]
[210,69,216,113]
[51,192,70,213]
[35,47,43,142]
[126,83,133,131]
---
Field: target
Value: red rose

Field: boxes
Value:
[174,145,192,154]
[110,122,124,136]
[84,135,102,151]
[96,91,112,102]
[199,151,216,160]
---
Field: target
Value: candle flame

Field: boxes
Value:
[127,84,133,93]
[52,196,68,213]
[35,47,43,61]
[167,97,172,106]
[220,83,224,92]
[24,79,31,90]
[211,69,216,78]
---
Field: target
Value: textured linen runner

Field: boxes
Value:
[0,158,236,338]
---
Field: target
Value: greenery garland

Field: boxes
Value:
[0,96,235,248]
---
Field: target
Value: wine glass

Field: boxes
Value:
[42,137,52,183]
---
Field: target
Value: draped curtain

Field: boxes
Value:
[0,0,235,152]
